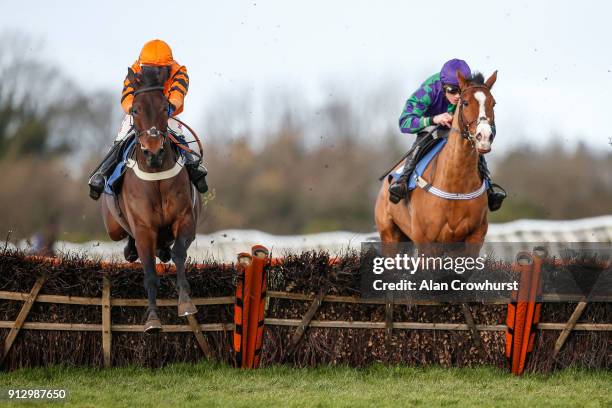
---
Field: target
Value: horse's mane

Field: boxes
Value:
[467,72,485,86]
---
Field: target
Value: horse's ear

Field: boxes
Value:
[127,67,135,82]
[456,70,468,90]
[485,70,498,90]
[127,67,141,85]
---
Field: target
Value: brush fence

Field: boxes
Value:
[0,248,609,373]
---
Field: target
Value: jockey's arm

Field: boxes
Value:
[120,62,139,114]
[167,64,189,116]
[398,84,435,134]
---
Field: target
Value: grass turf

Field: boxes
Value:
[0,362,610,407]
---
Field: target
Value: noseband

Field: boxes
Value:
[451,85,494,144]
[138,126,165,139]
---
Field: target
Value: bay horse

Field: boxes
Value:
[101,66,201,332]
[375,70,497,248]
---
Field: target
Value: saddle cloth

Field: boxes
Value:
[389,137,448,190]
[104,137,136,195]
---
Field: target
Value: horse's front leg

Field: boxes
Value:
[465,222,488,249]
[172,218,197,316]
[134,229,161,332]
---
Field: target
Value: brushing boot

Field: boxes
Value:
[478,155,507,211]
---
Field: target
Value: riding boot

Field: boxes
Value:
[388,134,433,204]
[88,140,125,200]
[478,155,507,212]
[185,155,209,194]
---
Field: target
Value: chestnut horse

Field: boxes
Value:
[101,66,201,332]
[375,71,497,248]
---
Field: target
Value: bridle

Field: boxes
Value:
[451,85,495,145]
[132,86,167,140]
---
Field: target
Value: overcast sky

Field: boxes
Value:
[2,0,611,152]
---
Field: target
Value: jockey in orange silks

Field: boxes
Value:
[88,39,208,200]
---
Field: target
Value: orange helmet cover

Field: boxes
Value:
[139,39,173,66]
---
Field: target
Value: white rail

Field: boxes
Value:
[9,215,612,262]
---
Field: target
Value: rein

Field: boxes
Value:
[133,86,165,96]
[166,118,203,160]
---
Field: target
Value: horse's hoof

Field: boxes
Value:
[156,247,172,263]
[124,246,138,263]
[144,318,162,333]
[178,301,198,317]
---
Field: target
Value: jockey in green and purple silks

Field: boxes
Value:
[388,59,506,211]
[398,59,469,134]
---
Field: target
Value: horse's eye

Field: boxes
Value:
[462,101,469,107]
[131,107,138,116]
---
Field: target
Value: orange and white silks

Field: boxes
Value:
[233,245,269,368]
[505,249,544,375]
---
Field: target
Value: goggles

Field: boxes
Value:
[444,85,460,95]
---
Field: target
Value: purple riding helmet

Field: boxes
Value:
[440,59,471,86]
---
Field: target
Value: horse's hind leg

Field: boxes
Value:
[379,222,409,243]
[101,196,128,241]
[102,196,137,262]
[172,218,197,316]
[134,229,161,332]
[376,214,410,243]
[374,184,410,244]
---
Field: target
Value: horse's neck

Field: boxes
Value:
[431,111,481,192]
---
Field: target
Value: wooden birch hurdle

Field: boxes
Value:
[0,246,610,373]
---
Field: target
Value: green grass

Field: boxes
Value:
[0,362,610,407]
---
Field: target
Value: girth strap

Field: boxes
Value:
[416,176,487,200]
